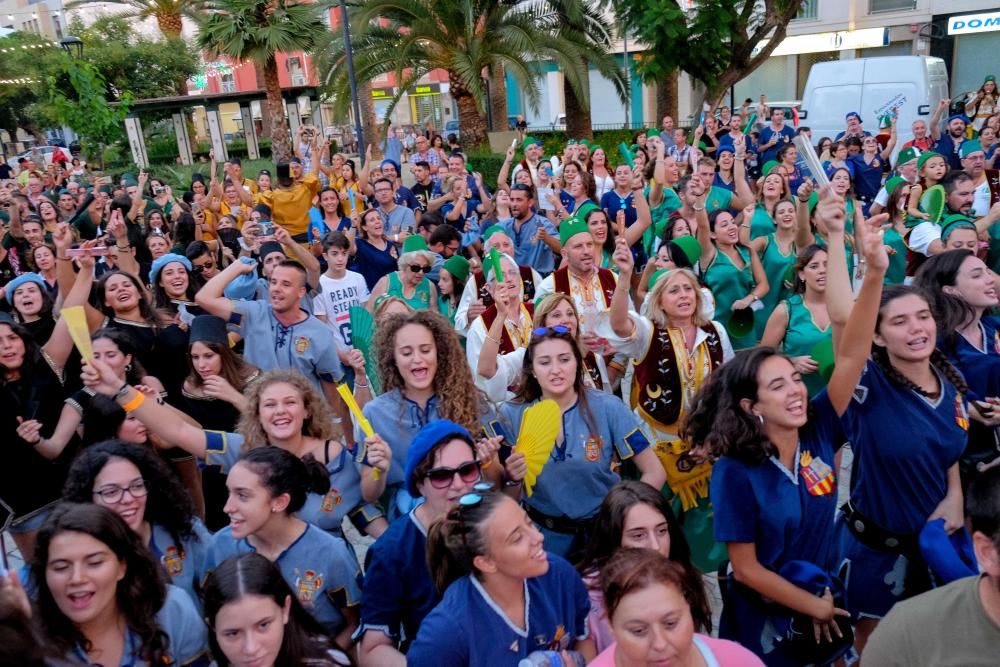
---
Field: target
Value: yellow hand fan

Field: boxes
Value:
[61,305,93,361]
[514,399,562,496]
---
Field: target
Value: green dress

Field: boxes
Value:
[704,245,757,349]
[883,227,908,285]
[705,186,734,213]
[387,271,432,311]
[782,294,832,397]
[749,205,775,240]
[756,234,796,339]
[646,186,683,256]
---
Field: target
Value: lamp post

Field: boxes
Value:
[338,0,365,157]
[59,36,83,59]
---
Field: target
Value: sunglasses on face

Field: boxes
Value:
[409,264,431,273]
[192,261,215,273]
[425,460,481,489]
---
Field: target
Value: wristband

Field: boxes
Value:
[121,391,146,413]
[115,382,130,399]
[485,333,502,346]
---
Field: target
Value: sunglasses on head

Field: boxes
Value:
[425,460,481,489]
[409,264,431,273]
[532,325,570,338]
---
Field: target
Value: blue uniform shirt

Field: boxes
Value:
[407,554,590,667]
[307,208,351,245]
[842,360,968,534]
[945,315,1000,401]
[935,134,966,171]
[848,153,885,199]
[68,585,209,667]
[149,520,211,610]
[757,125,795,164]
[500,389,650,520]
[206,523,362,635]
[231,300,343,390]
[499,214,559,275]
[600,190,638,228]
[356,509,437,651]
[712,392,845,573]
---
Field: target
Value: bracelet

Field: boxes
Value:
[798,196,809,203]
[485,333,502,346]
[354,380,369,389]
[121,391,146,413]
[115,382,130,399]
[481,458,493,470]
[57,255,71,261]
[116,243,130,250]
[504,478,524,488]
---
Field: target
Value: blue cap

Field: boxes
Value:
[380,159,401,174]
[405,420,473,498]
[948,113,969,124]
[919,518,977,586]
[148,253,192,285]
[224,256,260,301]
[716,143,735,156]
[4,273,46,303]
[845,112,862,122]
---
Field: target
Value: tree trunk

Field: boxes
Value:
[254,61,272,141]
[454,93,488,149]
[564,71,592,140]
[489,64,508,131]
[263,58,292,162]
[656,69,678,124]
[359,80,379,158]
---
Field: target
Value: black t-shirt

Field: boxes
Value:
[0,164,13,180]
[411,181,434,212]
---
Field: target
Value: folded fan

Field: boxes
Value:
[514,399,561,496]
[62,305,93,360]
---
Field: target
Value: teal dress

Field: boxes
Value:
[883,227,908,285]
[387,271,432,311]
[748,205,775,240]
[756,234,796,339]
[646,185,682,255]
[704,245,757,349]
[782,294,832,397]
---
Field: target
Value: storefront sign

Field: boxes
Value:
[371,87,395,99]
[948,12,1000,36]
[752,27,888,57]
[407,83,441,97]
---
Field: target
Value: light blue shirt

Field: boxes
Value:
[499,213,559,275]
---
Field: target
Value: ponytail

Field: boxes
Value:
[425,492,506,595]
[238,447,330,514]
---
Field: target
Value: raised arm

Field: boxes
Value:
[623,178,653,247]
[730,136,755,210]
[823,191,889,415]
[795,181,816,248]
[879,117,898,160]
[497,144,516,193]
[610,236,636,338]
[106,210,140,279]
[195,256,257,320]
[359,144,374,197]
[929,99,948,142]
[273,226,321,290]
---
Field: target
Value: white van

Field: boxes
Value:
[800,56,949,163]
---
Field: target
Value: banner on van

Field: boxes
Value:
[948,12,1000,36]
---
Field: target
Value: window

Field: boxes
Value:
[221,72,236,93]
[794,0,818,20]
[870,0,915,12]
[52,15,62,38]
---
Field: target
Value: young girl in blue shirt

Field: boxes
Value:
[407,491,595,666]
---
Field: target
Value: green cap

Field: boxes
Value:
[726,306,755,338]
[590,144,603,153]
[669,235,702,266]
[566,139,577,146]
[579,139,591,149]
[960,140,984,158]
[985,74,996,83]
[522,136,540,150]
[917,151,944,170]
[884,177,907,195]
[402,235,428,254]
[559,213,593,245]
[483,224,506,242]
[897,146,920,165]
[646,128,660,139]
[442,255,470,283]
[940,213,976,240]
[648,268,671,290]
[762,160,781,177]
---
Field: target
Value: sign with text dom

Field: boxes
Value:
[948,12,1000,36]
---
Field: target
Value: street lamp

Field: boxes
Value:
[338,0,365,156]
[59,36,83,59]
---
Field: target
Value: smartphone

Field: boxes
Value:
[66,246,109,257]
[258,221,274,237]
[152,185,165,195]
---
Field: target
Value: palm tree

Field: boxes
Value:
[197,0,329,161]
[320,0,604,149]
[64,0,205,39]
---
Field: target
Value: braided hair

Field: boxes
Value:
[872,285,969,398]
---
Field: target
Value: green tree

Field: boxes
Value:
[322,0,602,148]
[47,59,133,166]
[613,0,801,111]
[0,33,65,141]
[198,0,329,161]
[64,0,206,38]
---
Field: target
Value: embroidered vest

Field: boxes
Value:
[479,302,534,354]
[630,323,725,511]
[473,265,536,308]
[551,266,617,307]
[583,351,604,391]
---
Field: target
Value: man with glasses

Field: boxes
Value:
[500,183,560,277]
[411,135,441,176]
[426,224,461,283]
[186,241,220,284]
[373,177,416,241]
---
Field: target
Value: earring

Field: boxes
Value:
[271,507,277,513]
[125,363,132,371]
[757,414,764,425]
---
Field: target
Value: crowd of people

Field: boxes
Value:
[0,85,998,667]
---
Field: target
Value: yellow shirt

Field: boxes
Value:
[239,177,259,195]
[259,173,319,237]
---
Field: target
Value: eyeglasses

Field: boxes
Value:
[408,264,431,273]
[93,478,148,504]
[532,325,570,338]
[192,260,215,273]
[425,460,481,489]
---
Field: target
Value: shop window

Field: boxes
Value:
[870,0,915,12]
[794,0,818,21]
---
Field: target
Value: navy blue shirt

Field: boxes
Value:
[935,134,967,171]
[394,185,420,210]
[352,238,399,290]
[757,125,795,164]
[848,152,886,199]
[600,190,638,228]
